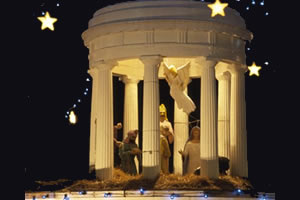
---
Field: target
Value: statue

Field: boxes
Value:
[163,62,196,115]
[119,130,142,175]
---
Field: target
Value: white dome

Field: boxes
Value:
[90,0,247,32]
[82,0,252,79]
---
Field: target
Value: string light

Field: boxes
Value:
[104,192,112,197]
[170,193,176,199]
[79,190,87,195]
[139,188,145,195]
[63,194,70,200]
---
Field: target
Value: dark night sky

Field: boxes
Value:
[24,0,280,192]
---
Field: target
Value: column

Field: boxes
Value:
[95,61,115,180]
[122,76,140,139]
[173,88,189,175]
[87,67,99,174]
[140,55,162,180]
[196,57,219,178]
[122,75,140,173]
[229,64,248,177]
[216,72,231,159]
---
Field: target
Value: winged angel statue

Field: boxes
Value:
[163,62,196,115]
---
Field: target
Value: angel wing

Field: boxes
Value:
[162,62,176,86]
[177,62,191,90]
[162,62,195,115]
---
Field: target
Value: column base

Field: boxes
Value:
[89,165,95,173]
[142,166,160,180]
[88,165,96,179]
[96,167,113,180]
[200,159,219,179]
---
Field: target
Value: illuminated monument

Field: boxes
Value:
[82,0,252,180]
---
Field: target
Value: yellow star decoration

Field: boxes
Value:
[207,0,229,17]
[37,11,57,31]
[248,62,262,76]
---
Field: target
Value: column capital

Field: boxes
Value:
[93,60,117,71]
[228,64,247,75]
[216,71,231,81]
[139,55,162,67]
[195,56,218,69]
[121,75,140,85]
[87,67,98,78]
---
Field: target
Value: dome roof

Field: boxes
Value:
[89,0,247,30]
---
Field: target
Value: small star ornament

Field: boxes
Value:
[207,0,229,17]
[248,62,262,76]
[37,11,57,31]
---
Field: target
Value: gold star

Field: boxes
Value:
[37,11,57,31]
[248,62,262,76]
[207,0,229,17]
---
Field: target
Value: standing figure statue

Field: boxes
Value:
[159,104,174,174]
[179,126,201,175]
[163,62,196,115]
[119,130,142,175]
[113,122,123,167]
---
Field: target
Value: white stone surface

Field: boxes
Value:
[87,67,98,172]
[173,90,189,175]
[94,61,115,180]
[229,64,248,177]
[216,71,231,159]
[140,55,162,179]
[122,76,140,139]
[196,57,219,178]
[122,75,140,173]
[82,0,252,80]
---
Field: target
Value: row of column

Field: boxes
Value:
[88,56,248,180]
